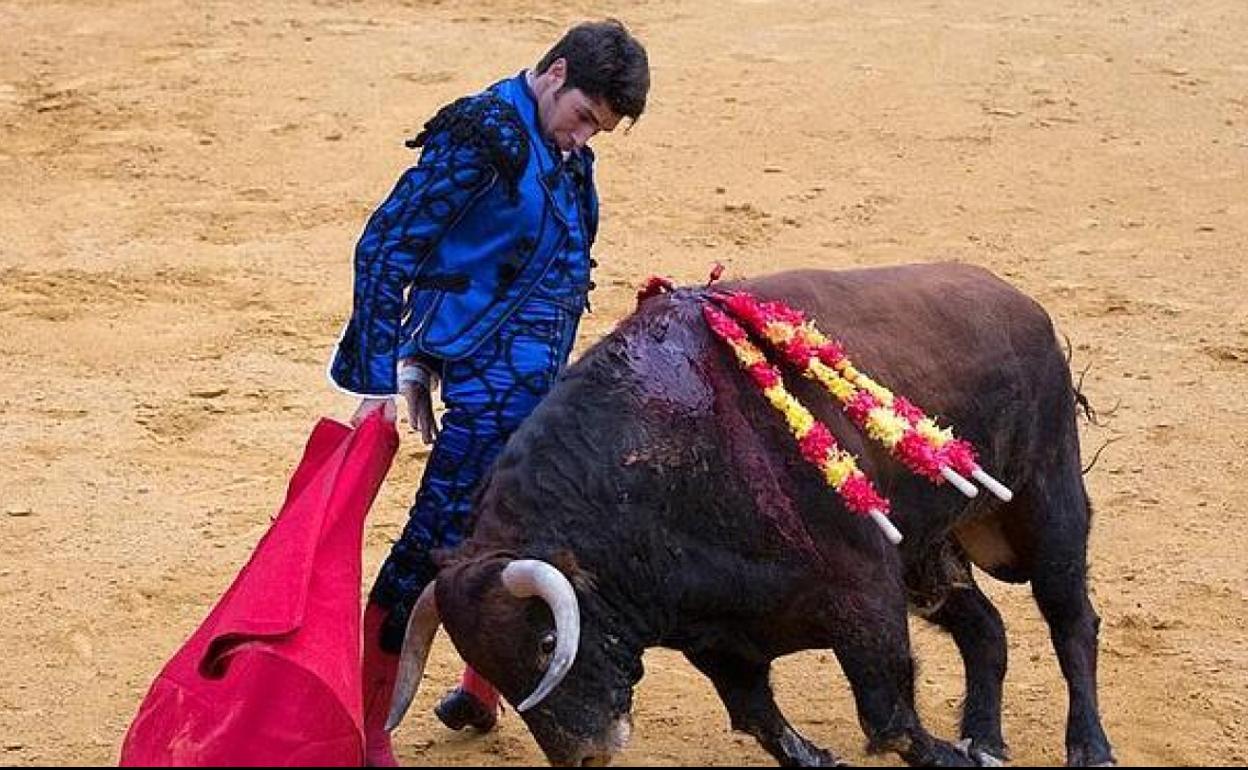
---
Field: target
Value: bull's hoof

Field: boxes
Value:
[930,738,978,767]
[793,744,847,767]
[775,725,846,766]
[955,738,1009,767]
[434,687,498,733]
[1066,745,1116,767]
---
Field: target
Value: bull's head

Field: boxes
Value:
[385,555,640,766]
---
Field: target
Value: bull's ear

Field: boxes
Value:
[548,549,598,594]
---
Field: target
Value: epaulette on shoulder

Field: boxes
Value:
[405,92,529,201]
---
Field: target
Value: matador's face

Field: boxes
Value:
[533,58,622,154]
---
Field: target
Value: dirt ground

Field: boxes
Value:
[1,0,1246,765]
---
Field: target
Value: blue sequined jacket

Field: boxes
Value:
[329,73,599,396]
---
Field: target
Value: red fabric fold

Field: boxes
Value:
[120,413,399,767]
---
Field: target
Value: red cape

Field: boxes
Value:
[120,414,398,766]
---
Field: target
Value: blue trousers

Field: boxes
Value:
[371,298,579,649]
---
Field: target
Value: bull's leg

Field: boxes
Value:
[922,570,1010,765]
[831,601,974,767]
[685,649,843,767]
[1026,472,1115,767]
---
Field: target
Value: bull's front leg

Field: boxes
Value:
[686,649,845,767]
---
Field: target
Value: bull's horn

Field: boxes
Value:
[385,581,440,731]
[501,560,581,712]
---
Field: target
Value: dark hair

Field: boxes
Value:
[536,19,650,121]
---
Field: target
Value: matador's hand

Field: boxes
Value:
[398,359,440,444]
[350,397,396,427]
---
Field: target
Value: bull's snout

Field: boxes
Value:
[545,714,632,767]
[551,749,613,767]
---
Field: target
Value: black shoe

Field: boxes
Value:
[434,687,498,733]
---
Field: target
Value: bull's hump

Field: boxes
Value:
[619,293,717,416]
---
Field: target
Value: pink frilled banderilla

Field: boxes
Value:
[711,290,1013,505]
[701,301,902,544]
[635,273,1014,545]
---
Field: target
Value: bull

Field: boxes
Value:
[386,264,1116,767]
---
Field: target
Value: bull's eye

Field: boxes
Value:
[539,632,557,656]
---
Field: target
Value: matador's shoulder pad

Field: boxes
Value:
[406,91,530,199]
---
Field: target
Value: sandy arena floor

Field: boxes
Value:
[1,0,1245,765]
